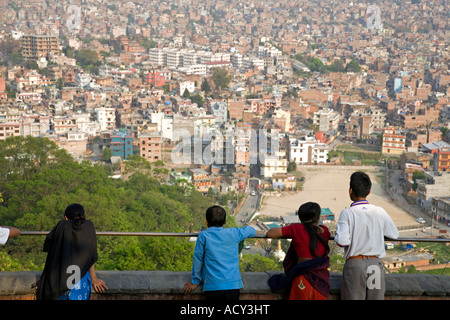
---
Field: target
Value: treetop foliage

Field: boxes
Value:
[0,136,217,271]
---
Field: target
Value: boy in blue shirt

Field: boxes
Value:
[183,205,256,300]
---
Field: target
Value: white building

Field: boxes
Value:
[258,45,282,58]
[178,64,207,76]
[166,48,182,67]
[182,49,199,66]
[150,112,173,140]
[289,136,329,164]
[75,73,92,89]
[209,101,228,124]
[313,108,340,133]
[95,107,116,131]
[72,113,98,137]
[20,114,51,137]
[148,48,165,66]
[232,53,243,69]
[260,150,288,178]
[148,48,230,69]
[242,56,265,70]
[179,81,195,95]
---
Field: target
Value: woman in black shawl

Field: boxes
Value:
[36,203,107,300]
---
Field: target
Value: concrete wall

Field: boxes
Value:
[0,271,449,300]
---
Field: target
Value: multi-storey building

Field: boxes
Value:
[209,101,228,124]
[417,172,450,210]
[139,132,162,163]
[182,50,199,67]
[95,107,116,131]
[111,131,134,160]
[179,81,195,95]
[273,109,291,133]
[288,136,329,164]
[148,48,165,66]
[401,107,440,129]
[382,127,406,155]
[189,168,211,193]
[431,197,450,226]
[228,100,245,121]
[313,108,340,133]
[21,114,51,137]
[15,70,51,92]
[166,48,182,67]
[53,116,78,135]
[21,34,59,60]
[0,76,6,100]
[0,123,20,140]
[259,150,288,178]
[232,53,243,69]
[433,147,450,172]
[146,70,166,87]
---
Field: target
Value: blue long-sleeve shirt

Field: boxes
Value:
[191,226,256,291]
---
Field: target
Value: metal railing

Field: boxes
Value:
[20,231,450,243]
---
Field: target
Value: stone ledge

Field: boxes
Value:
[0,271,448,300]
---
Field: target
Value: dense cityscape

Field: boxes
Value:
[0,0,449,279]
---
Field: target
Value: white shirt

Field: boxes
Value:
[335,200,399,260]
[0,228,10,245]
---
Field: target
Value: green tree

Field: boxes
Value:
[75,49,100,68]
[182,88,191,98]
[0,136,224,272]
[38,67,52,78]
[102,147,113,162]
[440,126,449,140]
[23,60,39,70]
[329,59,346,72]
[62,45,75,59]
[345,59,361,72]
[306,57,325,72]
[239,253,282,272]
[412,171,426,191]
[211,67,231,90]
[55,78,65,90]
[191,94,205,107]
[201,78,211,93]
[287,161,297,172]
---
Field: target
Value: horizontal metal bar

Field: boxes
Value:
[18,231,449,242]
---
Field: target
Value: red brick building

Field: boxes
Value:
[146,71,166,88]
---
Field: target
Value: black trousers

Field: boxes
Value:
[205,289,240,300]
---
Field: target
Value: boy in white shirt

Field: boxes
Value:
[0,226,20,245]
[335,171,398,300]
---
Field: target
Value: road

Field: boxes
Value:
[388,169,449,234]
[236,179,261,226]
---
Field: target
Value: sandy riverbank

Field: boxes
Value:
[259,167,417,227]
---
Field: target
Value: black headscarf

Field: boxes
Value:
[36,219,98,300]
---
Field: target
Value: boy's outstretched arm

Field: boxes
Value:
[266,227,283,238]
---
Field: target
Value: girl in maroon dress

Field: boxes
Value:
[267,202,330,300]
